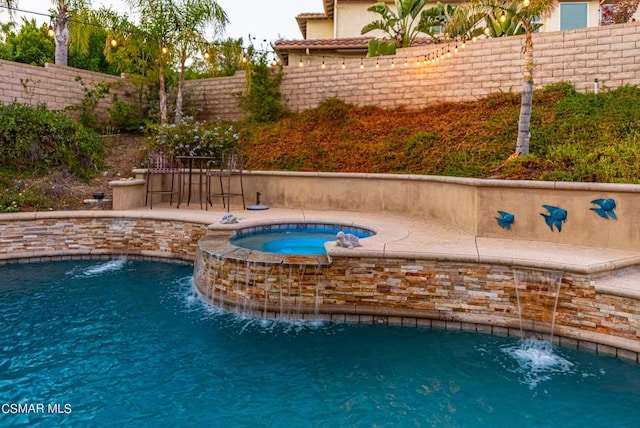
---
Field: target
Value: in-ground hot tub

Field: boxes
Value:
[194,222,377,319]
[229,223,376,255]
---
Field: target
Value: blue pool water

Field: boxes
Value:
[1,260,640,427]
[230,225,374,255]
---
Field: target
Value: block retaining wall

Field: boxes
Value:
[3,23,640,121]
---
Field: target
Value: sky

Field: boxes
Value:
[4,0,322,43]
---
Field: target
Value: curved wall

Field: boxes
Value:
[0,212,209,264]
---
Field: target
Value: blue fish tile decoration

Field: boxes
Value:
[495,211,515,230]
[540,205,567,232]
[590,198,617,220]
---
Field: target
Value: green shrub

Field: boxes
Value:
[108,96,144,133]
[0,102,103,180]
[146,116,239,158]
[0,174,51,212]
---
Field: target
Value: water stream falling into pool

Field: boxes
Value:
[511,268,566,388]
[2,260,639,426]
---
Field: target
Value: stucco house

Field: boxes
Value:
[274,0,639,64]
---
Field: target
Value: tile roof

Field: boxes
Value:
[275,37,372,50]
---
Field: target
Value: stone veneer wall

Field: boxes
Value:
[195,242,640,362]
[0,213,209,264]
[1,212,639,361]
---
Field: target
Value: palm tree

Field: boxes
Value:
[128,0,177,124]
[476,0,555,156]
[361,0,442,48]
[173,0,227,122]
[0,0,89,66]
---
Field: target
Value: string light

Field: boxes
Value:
[161,46,168,55]
[454,44,458,54]
[203,51,210,59]
[391,58,395,68]
[416,56,421,66]
[298,56,304,67]
[341,59,346,69]
[523,0,530,5]
[321,56,325,69]
[47,24,55,38]
[375,60,380,69]
[360,59,364,69]
[404,59,408,67]
[500,11,507,23]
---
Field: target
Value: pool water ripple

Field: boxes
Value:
[1,260,639,427]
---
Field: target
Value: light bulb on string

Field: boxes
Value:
[500,11,506,23]
[454,44,458,54]
[472,36,477,43]
[341,58,346,69]
[47,25,55,38]
[360,59,364,69]
[404,59,408,67]
[391,58,395,68]
[110,38,118,48]
[375,60,380,69]
[447,46,451,57]
[321,56,325,69]
[523,0,530,5]
[161,46,168,55]
[203,51,210,60]
[298,56,304,67]
[462,40,466,49]
[416,56,421,66]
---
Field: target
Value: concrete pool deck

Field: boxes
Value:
[127,202,640,299]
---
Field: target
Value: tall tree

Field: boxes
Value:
[127,0,177,124]
[476,0,555,156]
[173,0,227,122]
[0,0,90,66]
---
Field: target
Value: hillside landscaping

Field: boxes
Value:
[2,82,640,212]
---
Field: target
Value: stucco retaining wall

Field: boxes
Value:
[121,170,640,251]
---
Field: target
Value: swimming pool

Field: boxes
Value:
[229,223,375,255]
[1,260,639,426]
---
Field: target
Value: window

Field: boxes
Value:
[560,3,588,30]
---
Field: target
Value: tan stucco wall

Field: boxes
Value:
[115,171,640,251]
[335,2,386,39]
[306,20,334,39]
[237,173,640,250]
